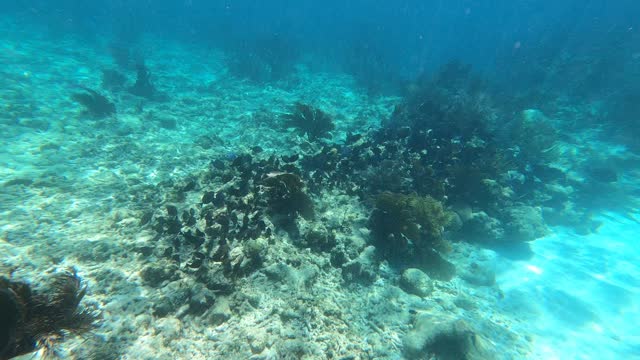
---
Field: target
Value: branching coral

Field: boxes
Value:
[282,103,335,140]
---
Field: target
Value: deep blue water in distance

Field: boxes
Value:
[4,0,639,80]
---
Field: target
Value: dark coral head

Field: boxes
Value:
[0,288,20,358]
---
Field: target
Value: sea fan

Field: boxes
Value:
[282,102,335,140]
[0,269,99,360]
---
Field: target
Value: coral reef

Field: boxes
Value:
[4,14,638,359]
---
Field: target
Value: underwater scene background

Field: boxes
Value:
[1,1,639,359]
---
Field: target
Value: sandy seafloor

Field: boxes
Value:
[1,18,640,360]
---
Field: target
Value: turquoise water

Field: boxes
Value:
[1,2,639,359]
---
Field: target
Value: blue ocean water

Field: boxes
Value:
[1,1,639,359]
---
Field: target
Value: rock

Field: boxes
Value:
[342,246,378,283]
[140,261,178,287]
[201,264,234,294]
[296,264,319,288]
[458,211,504,243]
[206,297,231,325]
[276,339,320,359]
[460,263,495,287]
[543,183,573,206]
[447,211,464,232]
[300,222,336,251]
[155,318,182,341]
[481,178,513,201]
[18,118,49,131]
[404,314,494,360]
[247,329,268,354]
[158,117,177,129]
[153,297,176,318]
[263,262,318,288]
[330,245,349,267]
[543,204,600,235]
[521,108,548,123]
[503,205,548,242]
[202,191,216,204]
[452,203,473,222]
[189,283,215,314]
[231,292,260,314]
[263,262,294,283]
[400,268,433,297]
[418,248,456,281]
[152,280,191,317]
[453,296,477,311]
[243,238,268,263]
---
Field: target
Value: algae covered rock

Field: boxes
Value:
[503,205,548,242]
[456,211,505,243]
[370,192,451,256]
[299,222,336,251]
[400,268,434,297]
[200,263,234,294]
[152,280,192,317]
[368,192,457,280]
[206,297,232,325]
[140,261,179,287]
[455,206,544,257]
[460,262,496,287]
[263,262,319,288]
[419,248,457,281]
[263,262,295,283]
[342,245,378,283]
[404,314,494,360]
